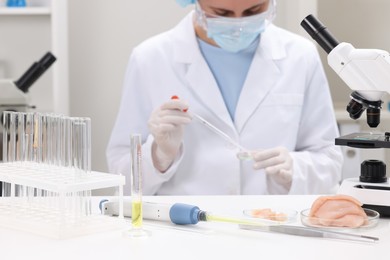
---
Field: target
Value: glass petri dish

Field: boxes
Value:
[236,151,253,161]
[300,208,380,230]
[243,208,298,224]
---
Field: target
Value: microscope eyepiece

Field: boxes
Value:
[14,52,56,93]
[300,14,340,54]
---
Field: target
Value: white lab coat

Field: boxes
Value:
[106,11,343,195]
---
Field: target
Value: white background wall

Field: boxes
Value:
[68,0,192,173]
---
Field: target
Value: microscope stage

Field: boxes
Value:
[336,132,390,149]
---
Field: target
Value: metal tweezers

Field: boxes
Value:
[239,224,379,243]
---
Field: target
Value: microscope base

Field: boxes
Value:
[338,178,390,217]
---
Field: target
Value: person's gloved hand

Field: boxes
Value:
[148,99,192,172]
[251,147,293,188]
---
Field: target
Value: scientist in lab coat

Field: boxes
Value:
[106,0,343,195]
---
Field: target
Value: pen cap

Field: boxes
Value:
[169,203,200,225]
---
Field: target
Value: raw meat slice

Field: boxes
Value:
[309,195,368,228]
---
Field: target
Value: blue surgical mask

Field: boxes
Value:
[175,0,195,8]
[196,1,276,53]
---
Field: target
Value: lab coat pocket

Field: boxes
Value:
[258,93,304,131]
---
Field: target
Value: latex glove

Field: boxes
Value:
[148,99,192,172]
[251,147,293,188]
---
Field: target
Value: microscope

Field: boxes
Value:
[0,52,56,161]
[301,15,390,217]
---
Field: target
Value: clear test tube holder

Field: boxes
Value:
[0,162,126,239]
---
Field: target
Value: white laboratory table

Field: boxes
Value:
[0,195,389,260]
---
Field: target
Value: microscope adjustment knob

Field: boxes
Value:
[360,160,387,183]
[385,132,390,141]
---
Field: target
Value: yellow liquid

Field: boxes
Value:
[132,200,143,228]
[207,214,267,226]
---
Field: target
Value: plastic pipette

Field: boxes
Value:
[101,200,271,226]
[191,113,253,160]
[170,95,251,159]
[191,113,245,151]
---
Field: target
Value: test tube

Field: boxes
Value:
[2,111,15,197]
[7,111,17,163]
[16,112,26,162]
[2,111,11,163]
[51,114,61,167]
[24,113,34,162]
[60,116,72,168]
[33,113,44,198]
[1,111,7,196]
[70,117,92,216]
[123,133,150,238]
[40,114,49,165]
[72,117,91,174]
[33,112,43,164]
[38,113,51,199]
[15,112,25,198]
[79,117,91,215]
[1,111,9,163]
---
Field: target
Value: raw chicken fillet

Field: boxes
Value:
[309,195,368,228]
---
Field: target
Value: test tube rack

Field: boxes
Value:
[0,112,126,239]
[0,163,126,239]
